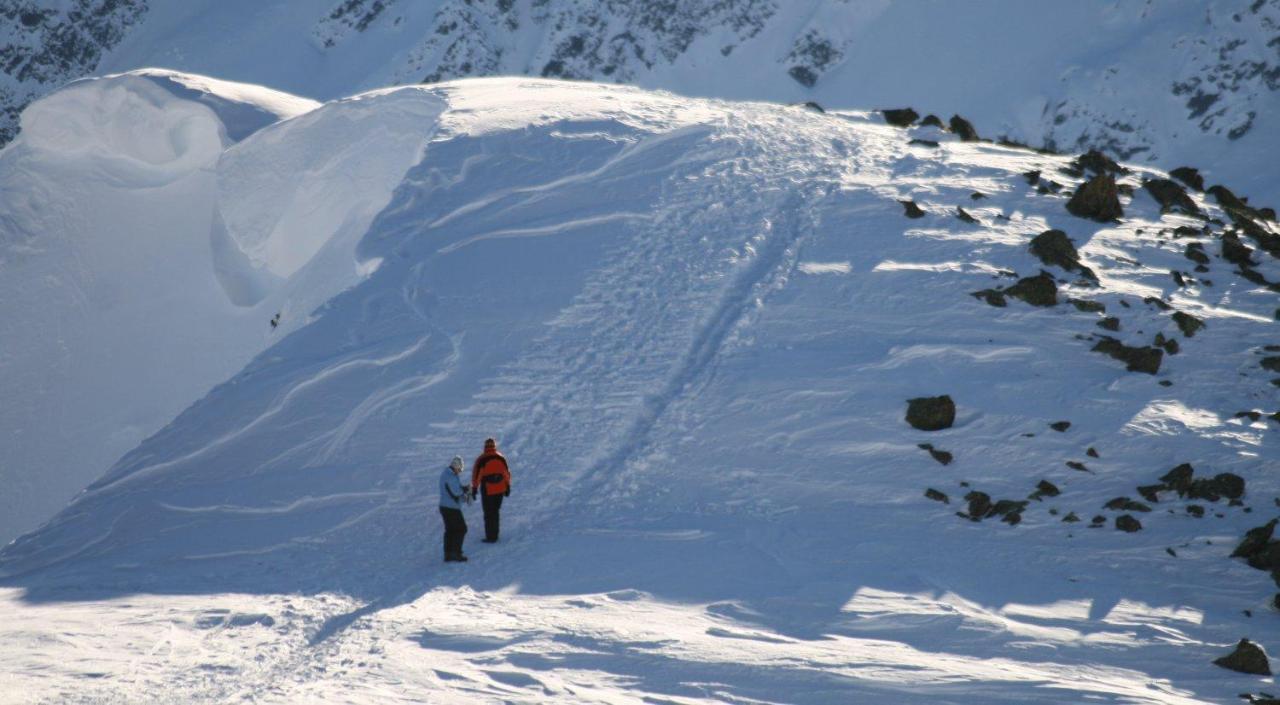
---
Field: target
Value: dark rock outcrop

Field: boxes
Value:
[1072,149,1124,176]
[917,443,953,465]
[956,207,979,224]
[1232,519,1278,560]
[948,114,979,141]
[1005,272,1059,307]
[1029,229,1097,281]
[1115,514,1143,532]
[1184,242,1210,265]
[1092,337,1163,374]
[882,108,919,127]
[1170,167,1205,191]
[906,396,955,431]
[1214,639,1271,676]
[925,488,950,504]
[1105,497,1151,512]
[1030,480,1060,500]
[1066,173,1123,222]
[1172,311,1204,338]
[1143,179,1200,216]
[1049,421,1071,432]
[900,200,926,218]
[920,114,945,129]
[1097,317,1120,331]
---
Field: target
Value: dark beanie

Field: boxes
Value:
[484,437,497,450]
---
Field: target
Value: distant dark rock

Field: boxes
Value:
[1232,519,1278,560]
[948,115,979,141]
[972,289,1007,307]
[1261,357,1280,373]
[1067,461,1089,472]
[1222,232,1257,267]
[1170,166,1205,191]
[1029,229,1097,281]
[1049,421,1071,432]
[1072,149,1124,176]
[1105,497,1152,512]
[1137,484,1163,502]
[1143,179,1200,216]
[1184,242,1210,265]
[1214,639,1271,675]
[1092,336,1163,374]
[1091,515,1106,526]
[881,108,918,126]
[1161,463,1195,494]
[900,200,926,218]
[1157,332,1182,354]
[963,491,992,520]
[1062,512,1080,523]
[1087,447,1100,458]
[970,191,986,200]
[1023,170,1041,186]
[1172,311,1204,338]
[906,395,955,431]
[1005,272,1059,307]
[925,488,950,504]
[1187,504,1205,517]
[1097,317,1120,331]
[1115,514,1143,532]
[800,101,826,113]
[1067,173,1124,222]
[917,443,953,465]
[910,138,939,148]
[920,114,945,129]
[955,207,978,224]
[1031,480,1061,500]
[1143,296,1173,311]
[1187,473,1246,502]
[1237,411,1263,422]
[1070,299,1105,313]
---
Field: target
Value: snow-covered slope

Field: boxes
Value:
[2,1,1279,194]
[3,74,1280,703]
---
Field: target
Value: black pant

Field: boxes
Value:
[481,493,504,541]
[439,507,466,557]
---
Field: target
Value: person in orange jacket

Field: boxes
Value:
[471,437,510,543]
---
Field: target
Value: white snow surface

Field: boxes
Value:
[2,73,1280,703]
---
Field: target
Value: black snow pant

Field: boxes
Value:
[439,507,466,558]
[481,493,504,542]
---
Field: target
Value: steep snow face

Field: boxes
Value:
[3,76,1280,703]
[2,1,1280,193]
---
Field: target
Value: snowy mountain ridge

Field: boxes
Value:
[2,69,1280,703]
[2,1,1279,193]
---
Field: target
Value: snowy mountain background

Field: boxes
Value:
[1,2,1280,703]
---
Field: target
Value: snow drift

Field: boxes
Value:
[3,74,1280,703]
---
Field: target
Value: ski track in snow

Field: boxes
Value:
[2,77,1280,704]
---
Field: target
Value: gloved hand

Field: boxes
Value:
[504,488,510,497]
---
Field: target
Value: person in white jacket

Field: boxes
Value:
[438,455,470,562]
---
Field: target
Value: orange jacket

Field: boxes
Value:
[472,451,510,496]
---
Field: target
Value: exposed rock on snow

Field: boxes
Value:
[881,107,918,127]
[1214,639,1272,676]
[1029,229,1096,282]
[1066,173,1123,222]
[1091,337,1162,374]
[906,395,956,431]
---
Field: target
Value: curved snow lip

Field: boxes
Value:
[214,86,447,292]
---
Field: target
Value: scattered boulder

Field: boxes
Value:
[970,191,987,200]
[920,114,945,129]
[1214,639,1271,676]
[1072,149,1124,176]
[1049,421,1071,432]
[1161,463,1195,493]
[906,395,956,431]
[1070,298,1105,313]
[1170,167,1205,191]
[1030,480,1061,500]
[1091,515,1106,526]
[992,500,1027,525]
[1232,519,1278,560]
[1172,311,1204,338]
[1187,473,1246,502]
[1144,296,1173,311]
[1087,447,1100,458]
[1062,512,1080,523]
[1005,272,1059,307]
[1261,357,1280,373]
[900,200,926,218]
[1097,317,1120,331]
[963,491,992,520]
[1105,497,1152,512]
[1092,337,1163,374]
[1223,232,1257,267]
[1137,484,1163,502]
[949,114,979,141]
[917,443,954,465]
[1187,504,1205,517]
[956,207,979,224]
[882,108,919,127]
[1067,173,1124,222]
[1066,461,1090,472]
[1143,179,1200,216]
[1184,242,1210,265]
[925,488,950,504]
[1029,229,1097,281]
[910,138,939,148]
[800,101,826,113]
[1115,514,1143,532]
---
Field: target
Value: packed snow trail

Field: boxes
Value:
[2,76,1279,703]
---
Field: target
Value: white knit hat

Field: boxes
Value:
[450,455,464,470]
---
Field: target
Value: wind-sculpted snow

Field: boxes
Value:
[2,75,1280,703]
